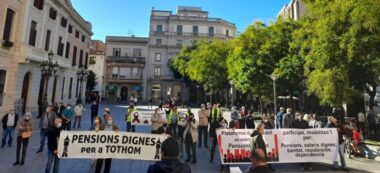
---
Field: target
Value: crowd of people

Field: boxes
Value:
[1,98,378,173]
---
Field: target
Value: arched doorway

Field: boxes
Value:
[120,87,128,102]
[21,72,31,114]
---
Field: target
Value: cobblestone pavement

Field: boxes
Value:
[0,103,379,173]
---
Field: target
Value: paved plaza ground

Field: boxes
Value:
[0,103,379,173]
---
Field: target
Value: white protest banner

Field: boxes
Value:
[216,128,338,165]
[57,131,167,160]
[131,111,154,126]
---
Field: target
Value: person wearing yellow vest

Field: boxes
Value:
[168,106,179,139]
[125,104,136,132]
[211,104,222,123]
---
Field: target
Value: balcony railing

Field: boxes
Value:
[106,56,146,64]
[151,31,234,39]
[151,16,236,27]
[105,74,143,83]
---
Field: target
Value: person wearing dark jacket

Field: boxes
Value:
[13,112,33,166]
[58,102,65,118]
[290,112,312,171]
[90,101,99,126]
[1,108,19,148]
[330,115,349,172]
[37,106,57,153]
[246,148,272,173]
[245,111,255,129]
[45,118,62,173]
[251,123,275,172]
[147,136,191,173]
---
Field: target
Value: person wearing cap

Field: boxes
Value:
[13,112,33,166]
[62,104,74,131]
[147,136,191,173]
[276,107,285,129]
[330,115,349,172]
[36,106,57,153]
[246,148,272,173]
[1,107,19,148]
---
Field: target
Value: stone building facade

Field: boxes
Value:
[0,0,92,116]
[88,40,106,99]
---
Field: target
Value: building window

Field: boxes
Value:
[112,67,118,78]
[61,17,67,28]
[193,26,199,36]
[112,48,121,57]
[156,25,163,33]
[72,46,77,66]
[75,30,80,38]
[89,56,96,65]
[156,39,162,46]
[75,79,79,98]
[61,77,65,100]
[68,25,73,33]
[81,35,85,42]
[49,8,57,20]
[68,77,73,99]
[208,27,214,36]
[79,49,83,67]
[33,0,44,10]
[0,70,6,106]
[176,39,182,46]
[177,25,182,35]
[226,30,230,37]
[155,53,161,62]
[65,42,70,59]
[57,36,64,56]
[154,67,161,77]
[133,49,142,57]
[2,8,15,42]
[84,53,88,69]
[44,30,51,51]
[28,21,37,46]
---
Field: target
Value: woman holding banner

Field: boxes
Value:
[95,116,119,173]
[151,108,163,134]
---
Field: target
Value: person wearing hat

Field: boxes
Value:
[1,107,19,148]
[330,115,349,172]
[276,107,285,129]
[62,104,74,131]
[147,137,191,173]
[13,112,33,166]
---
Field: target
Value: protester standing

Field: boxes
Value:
[183,113,198,164]
[197,104,209,148]
[13,112,33,166]
[276,107,285,129]
[125,104,136,132]
[282,108,293,128]
[151,108,163,134]
[246,148,272,173]
[168,106,179,139]
[73,102,85,129]
[246,111,255,129]
[367,110,377,135]
[230,106,240,128]
[57,102,65,118]
[262,114,274,129]
[90,101,99,127]
[45,118,62,173]
[147,136,191,173]
[103,108,111,122]
[62,104,74,131]
[1,108,18,148]
[357,112,366,138]
[251,123,275,172]
[239,106,248,129]
[330,115,349,172]
[177,113,187,158]
[95,116,119,173]
[37,106,56,153]
[291,112,312,171]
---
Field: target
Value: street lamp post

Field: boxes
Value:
[270,74,277,128]
[229,80,234,108]
[40,50,59,102]
[76,67,88,104]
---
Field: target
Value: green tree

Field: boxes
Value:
[301,0,380,108]
[86,70,97,91]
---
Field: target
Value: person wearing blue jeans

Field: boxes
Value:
[45,118,62,173]
[1,108,19,148]
[37,106,56,153]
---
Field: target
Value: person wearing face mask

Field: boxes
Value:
[62,104,74,131]
[177,113,187,158]
[89,116,104,167]
[45,118,63,173]
[1,108,19,148]
[290,112,312,171]
[183,113,198,164]
[197,104,209,148]
[73,102,86,129]
[151,108,163,134]
[37,106,57,153]
[103,108,111,122]
[261,114,274,130]
[95,116,119,173]
[13,112,33,166]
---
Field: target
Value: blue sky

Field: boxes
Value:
[71,0,290,41]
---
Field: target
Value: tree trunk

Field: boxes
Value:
[365,82,377,111]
